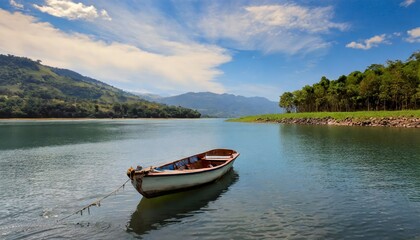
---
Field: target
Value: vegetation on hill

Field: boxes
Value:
[0,54,200,118]
[279,51,420,113]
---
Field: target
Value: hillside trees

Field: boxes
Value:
[279,51,420,112]
[0,54,201,118]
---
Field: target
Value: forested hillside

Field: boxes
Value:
[0,54,200,118]
[280,51,420,113]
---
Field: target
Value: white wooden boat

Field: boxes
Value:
[127,149,240,198]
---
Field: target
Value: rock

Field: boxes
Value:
[270,116,420,128]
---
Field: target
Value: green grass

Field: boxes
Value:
[229,110,420,122]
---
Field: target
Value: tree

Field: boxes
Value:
[279,92,295,113]
[360,70,380,110]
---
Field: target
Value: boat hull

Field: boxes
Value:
[129,149,239,198]
[132,160,235,198]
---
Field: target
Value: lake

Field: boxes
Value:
[0,119,419,239]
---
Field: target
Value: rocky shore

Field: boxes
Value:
[256,116,420,128]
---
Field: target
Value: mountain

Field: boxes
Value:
[156,92,281,117]
[132,92,163,102]
[0,54,200,118]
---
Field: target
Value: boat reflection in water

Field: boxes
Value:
[127,169,239,235]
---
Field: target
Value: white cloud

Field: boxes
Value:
[33,0,111,21]
[346,34,389,50]
[0,9,230,94]
[245,5,347,33]
[9,0,23,9]
[90,3,198,56]
[406,27,420,42]
[400,0,416,7]
[196,3,347,54]
[99,9,111,21]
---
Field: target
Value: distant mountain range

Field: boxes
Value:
[135,92,281,118]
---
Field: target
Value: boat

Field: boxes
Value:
[127,149,240,198]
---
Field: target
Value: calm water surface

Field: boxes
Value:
[0,119,419,239]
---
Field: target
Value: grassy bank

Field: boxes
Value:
[230,110,420,122]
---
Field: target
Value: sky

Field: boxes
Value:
[0,0,419,101]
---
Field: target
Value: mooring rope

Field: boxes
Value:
[58,179,131,222]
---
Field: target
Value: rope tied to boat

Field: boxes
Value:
[58,178,130,222]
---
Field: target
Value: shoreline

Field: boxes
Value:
[0,117,204,121]
[2,116,419,128]
[231,110,420,128]
[255,116,420,128]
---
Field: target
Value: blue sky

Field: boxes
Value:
[0,0,419,101]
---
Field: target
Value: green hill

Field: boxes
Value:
[0,54,200,118]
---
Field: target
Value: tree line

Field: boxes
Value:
[279,51,420,113]
[0,97,201,118]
